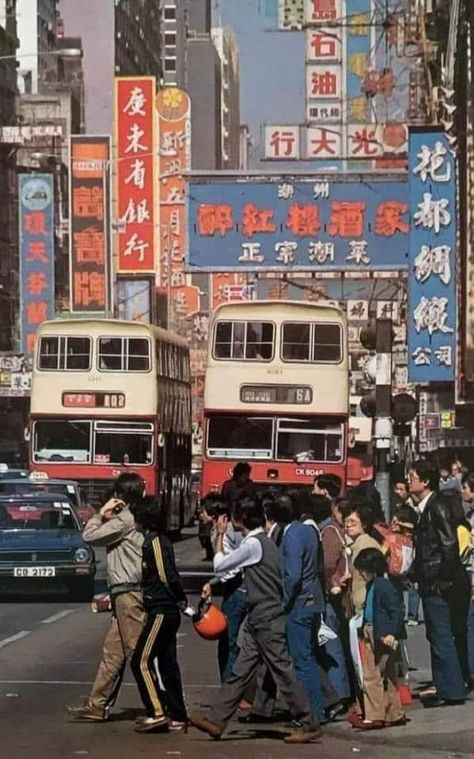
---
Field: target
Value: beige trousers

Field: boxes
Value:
[362,624,404,723]
[90,591,146,709]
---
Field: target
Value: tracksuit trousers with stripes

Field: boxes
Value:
[130,610,187,721]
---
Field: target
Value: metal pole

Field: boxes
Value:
[374,319,392,521]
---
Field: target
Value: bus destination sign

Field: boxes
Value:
[62,392,126,409]
[240,385,313,405]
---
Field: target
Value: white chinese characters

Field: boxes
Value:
[414,244,451,285]
[413,296,453,336]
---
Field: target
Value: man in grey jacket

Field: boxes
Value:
[68,473,145,721]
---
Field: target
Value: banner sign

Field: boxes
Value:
[19,174,55,355]
[157,87,200,320]
[115,77,156,273]
[0,355,31,397]
[187,175,409,271]
[70,135,110,313]
[408,130,456,382]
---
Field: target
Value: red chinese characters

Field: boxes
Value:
[286,204,320,237]
[328,202,366,237]
[307,0,339,22]
[70,136,109,311]
[375,201,409,236]
[116,77,156,272]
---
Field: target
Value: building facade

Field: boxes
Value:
[17,0,58,94]
[211,26,240,169]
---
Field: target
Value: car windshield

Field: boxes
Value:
[0,482,78,507]
[0,500,80,531]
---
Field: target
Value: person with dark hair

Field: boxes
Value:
[351,548,406,730]
[393,480,415,510]
[341,502,383,615]
[68,472,146,722]
[198,494,224,561]
[130,497,188,733]
[279,493,326,724]
[263,498,284,547]
[221,462,255,505]
[191,499,322,744]
[314,473,342,501]
[409,460,471,705]
[349,483,384,525]
[202,497,247,685]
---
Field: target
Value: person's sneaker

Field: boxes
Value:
[169,720,188,733]
[284,726,323,744]
[190,713,225,740]
[134,716,169,733]
[407,620,419,627]
[68,703,108,722]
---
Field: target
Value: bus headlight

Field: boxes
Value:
[75,547,91,563]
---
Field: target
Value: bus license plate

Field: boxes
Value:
[13,567,56,578]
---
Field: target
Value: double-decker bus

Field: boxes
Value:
[201,300,367,496]
[30,319,192,532]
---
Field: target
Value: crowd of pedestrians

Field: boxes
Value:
[66,456,474,744]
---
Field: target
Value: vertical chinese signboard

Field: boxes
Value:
[304,0,343,160]
[70,135,110,313]
[115,77,156,273]
[408,130,456,382]
[19,174,55,355]
[156,87,200,322]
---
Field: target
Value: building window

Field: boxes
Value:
[164,57,176,72]
[164,32,177,47]
[163,5,176,20]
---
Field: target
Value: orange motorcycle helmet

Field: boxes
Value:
[193,601,228,641]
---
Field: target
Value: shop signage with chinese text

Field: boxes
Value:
[187,175,409,271]
[115,77,156,273]
[408,130,456,382]
[69,135,110,313]
[19,175,55,355]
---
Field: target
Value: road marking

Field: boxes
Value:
[41,610,74,625]
[0,680,219,688]
[0,631,30,649]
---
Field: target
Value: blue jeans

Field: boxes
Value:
[422,593,467,700]
[218,587,248,682]
[407,585,420,621]
[286,606,325,723]
[467,599,474,677]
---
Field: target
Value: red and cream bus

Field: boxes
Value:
[201,300,367,495]
[30,319,192,532]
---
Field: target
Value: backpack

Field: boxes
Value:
[380,528,414,577]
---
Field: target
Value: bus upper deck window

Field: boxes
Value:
[98,337,150,372]
[313,324,341,362]
[38,336,91,371]
[214,321,274,360]
[282,323,310,361]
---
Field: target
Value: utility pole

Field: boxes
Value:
[374,319,393,521]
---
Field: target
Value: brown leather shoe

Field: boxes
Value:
[190,713,225,740]
[67,703,108,722]
[284,726,323,744]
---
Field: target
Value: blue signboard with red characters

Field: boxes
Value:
[187,175,409,271]
[408,130,457,383]
[19,174,55,355]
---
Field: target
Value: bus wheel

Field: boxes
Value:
[69,578,95,602]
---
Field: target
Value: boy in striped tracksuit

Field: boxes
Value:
[131,498,188,733]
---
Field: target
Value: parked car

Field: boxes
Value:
[0,493,96,600]
[0,476,96,524]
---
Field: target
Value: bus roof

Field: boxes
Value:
[37,318,189,348]
[212,299,345,319]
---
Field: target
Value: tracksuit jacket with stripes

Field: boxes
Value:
[141,531,187,614]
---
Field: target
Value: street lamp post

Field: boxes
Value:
[0,49,83,63]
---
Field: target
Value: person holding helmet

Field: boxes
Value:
[191,499,322,745]
[130,497,189,733]
[68,473,146,722]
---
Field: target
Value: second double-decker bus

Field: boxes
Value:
[201,300,367,496]
[30,319,192,533]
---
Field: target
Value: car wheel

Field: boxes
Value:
[69,578,95,602]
